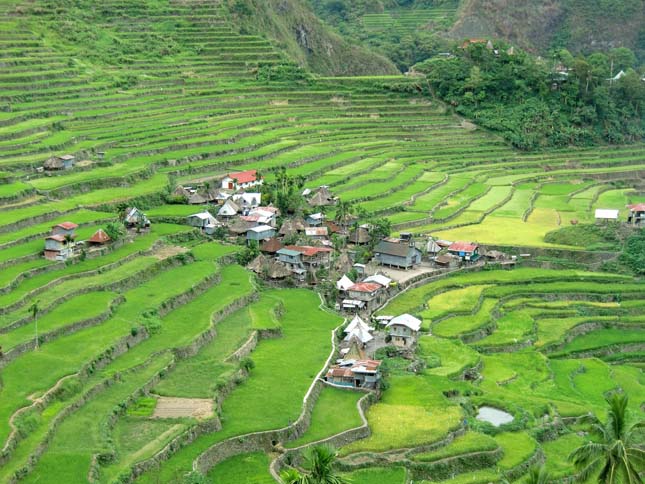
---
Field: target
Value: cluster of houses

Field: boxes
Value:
[43,207,150,261]
[324,312,423,389]
[44,222,111,261]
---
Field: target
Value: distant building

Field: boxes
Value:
[43,154,75,171]
[232,192,261,209]
[221,170,262,191]
[51,222,78,237]
[285,245,332,271]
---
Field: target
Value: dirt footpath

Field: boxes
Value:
[152,397,213,420]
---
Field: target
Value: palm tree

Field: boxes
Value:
[334,199,354,226]
[29,301,40,350]
[569,393,644,483]
[280,445,348,484]
[298,445,349,484]
[525,465,551,484]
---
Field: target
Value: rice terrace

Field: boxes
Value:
[0,0,643,482]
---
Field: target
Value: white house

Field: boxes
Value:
[387,314,422,348]
[187,211,217,229]
[218,199,240,218]
[221,170,263,191]
[232,193,261,209]
[336,275,354,292]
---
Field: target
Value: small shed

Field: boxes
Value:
[627,203,645,226]
[594,209,619,222]
[426,238,441,256]
[188,192,207,205]
[88,229,111,246]
[364,274,392,288]
[260,237,283,254]
[52,222,78,237]
[43,154,75,171]
[348,227,370,245]
[124,207,150,228]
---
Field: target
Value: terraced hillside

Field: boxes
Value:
[0,0,643,483]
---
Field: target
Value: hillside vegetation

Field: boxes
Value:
[451,0,645,60]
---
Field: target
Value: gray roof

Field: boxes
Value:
[277,248,301,257]
[375,239,416,258]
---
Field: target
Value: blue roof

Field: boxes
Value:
[277,248,301,257]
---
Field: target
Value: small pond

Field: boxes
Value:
[476,406,514,427]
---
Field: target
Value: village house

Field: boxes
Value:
[123,207,150,229]
[595,209,619,223]
[260,237,283,255]
[363,274,393,289]
[434,253,460,268]
[248,254,292,280]
[246,225,276,242]
[386,314,422,348]
[374,234,422,269]
[187,211,217,229]
[279,217,306,238]
[232,192,261,209]
[325,359,382,389]
[425,238,441,257]
[306,212,325,226]
[277,248,304,270]
[221,169,263,191]
[52,221,78,237]
[286,245,332,271]
[447,241,480,262]
[43,154,75,171]
[87,229,111,246]
[305,226,328,240]
[627,203,645,226]
[241,208,277,226]
[345,282,385,312]
[336,274,354,293]
[348,226,370,245]
[342,315,374,348]
[218,198,240,218]
[44,222,78,261]
[308,186,335,207]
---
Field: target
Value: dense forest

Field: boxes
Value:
[414,41,644,149]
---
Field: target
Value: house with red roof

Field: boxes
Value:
[221,169,263,191]
[627,203,645,226]
[325,359,382,389]
[45,222,78,261]
[447,241,480,261]
[285,245,332,270]
[88,229,111,246]
[346,281,385,311]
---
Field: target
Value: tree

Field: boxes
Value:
[334,199,355,226]
[104,221,125,242]
[295,445,349,484]
[569,393,644,483]
[29,301,40,350]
